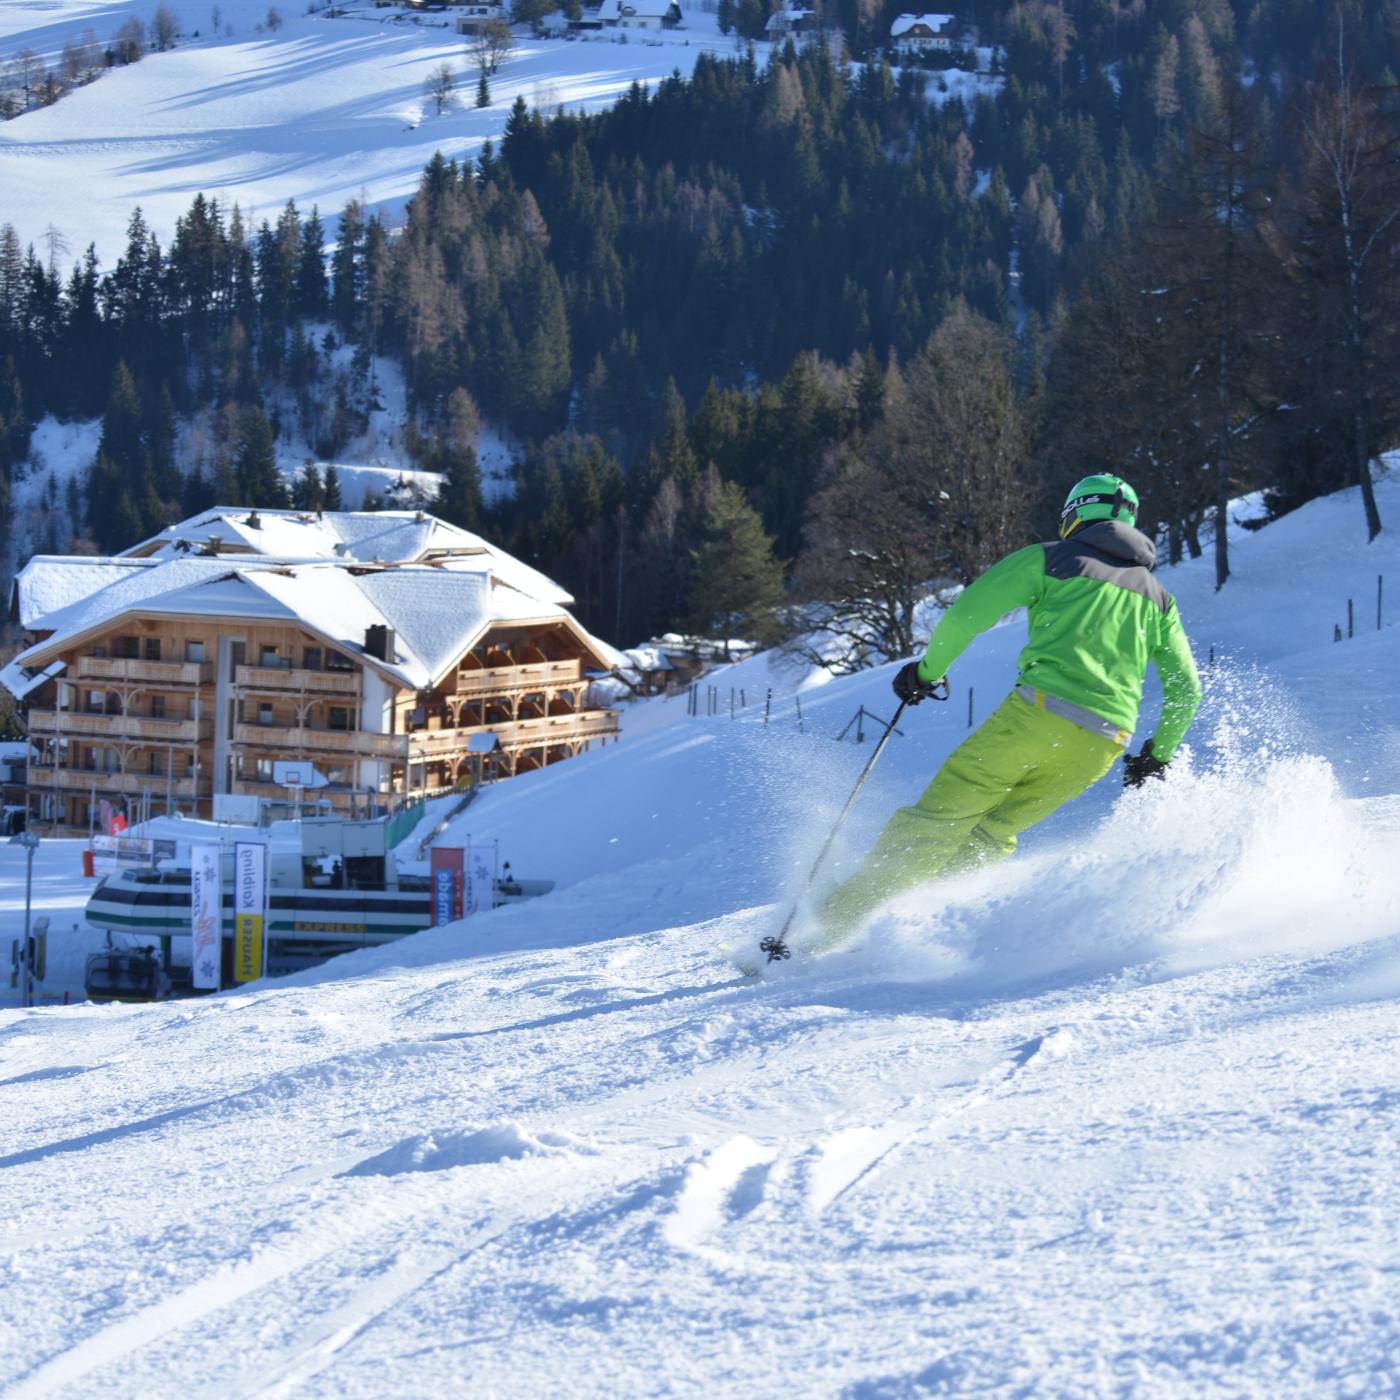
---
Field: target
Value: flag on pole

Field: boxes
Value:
[233,842,266,984]
[190,843,222,991]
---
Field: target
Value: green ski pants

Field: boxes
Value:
[819,690,1123,940]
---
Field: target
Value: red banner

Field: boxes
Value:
[430,847,465,926]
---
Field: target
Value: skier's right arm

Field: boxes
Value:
[916,545,1045,683]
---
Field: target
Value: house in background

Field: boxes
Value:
[454,3,509,34]
[764,4,819,39]
[3,509,622,835]
[889,12,961,51]
[595,0,683,30]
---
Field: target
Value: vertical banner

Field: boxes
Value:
[430,847,465,926]
[233,842,266,984]
[190,843,222,991]
[464,844,496,916]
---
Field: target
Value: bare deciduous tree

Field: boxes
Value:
[423,62,457,116]
[1280,23,1396,541]
[469,19,514,76]
[152,4,179,51]
[114,16,146,64]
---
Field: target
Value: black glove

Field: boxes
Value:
[1123,738,1168,788]
[892,662,946,706]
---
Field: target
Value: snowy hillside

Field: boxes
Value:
[2,478,1399,1394]
[0,0,740,263]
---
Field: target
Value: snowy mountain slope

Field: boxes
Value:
[2,478,1399,1394]
[0,1,738,263]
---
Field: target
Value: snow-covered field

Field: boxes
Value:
[2,478,1399,1393]
[0,0,740,263]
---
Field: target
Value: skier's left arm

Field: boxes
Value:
[916,545,1045,683]
[1148,604,1203,762]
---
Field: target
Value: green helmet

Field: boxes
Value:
[1059,474,1139,539]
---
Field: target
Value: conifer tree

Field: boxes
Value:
[234,406,287,506]
[689,480,785,657]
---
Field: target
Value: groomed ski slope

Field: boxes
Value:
[0,0,737,263]
[3,478,1400,1396]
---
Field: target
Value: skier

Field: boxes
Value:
[817,473,1203,942]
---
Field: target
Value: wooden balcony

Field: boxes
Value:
[454,658,583,698]
[230,709,618,766]
[28,710,211,742]
[405,708,618,756]
[27,766,210,797]
[236,665,361,696]
[76,656,212,685]
[233,722,399,756]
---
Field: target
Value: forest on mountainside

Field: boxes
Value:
[1,0,1398,659]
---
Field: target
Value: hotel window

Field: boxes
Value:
[144,638,162,661]
[150,695,166,719]
[186,641,206,662]
[303,647,323,671]
[258,703,274,727]
[255,758,274,782]
[328,707,352,731]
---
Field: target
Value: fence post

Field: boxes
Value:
[1334,624,1342,643]
[795,693,804,734]
[764,688,772,726]
[1209,645,1215,667]
[967,686,974,729]
[740,688,746,709]
[1348,598,1354,639]
[730,688,735,719]
[856,707,865,743]
[1379,574,1384,631]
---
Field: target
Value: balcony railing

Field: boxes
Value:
[76,657,212,685]
[231,708,618,763]
[233,722,399,756]
[27,767,210,797]
[405,709,619,756]
[236,665,361,696]
[28,710,211,742]
[454,658,584,699]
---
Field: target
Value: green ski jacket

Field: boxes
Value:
[915,520,1203,760]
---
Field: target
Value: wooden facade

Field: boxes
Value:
[24,613,618,835]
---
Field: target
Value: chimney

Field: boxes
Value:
[199,534,223,557]
[246,510,262,529]
[365,624,395,661]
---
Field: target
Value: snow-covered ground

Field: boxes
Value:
[2,477,1399,1393]
[0,0,741,263]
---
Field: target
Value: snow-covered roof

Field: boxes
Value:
[890,12,956,38]
[622,645,675,672]
[121,508,573,607]
[765,4,814,31]
[5,557,614,696]
[598,0,680,18]
[10,556,157,631]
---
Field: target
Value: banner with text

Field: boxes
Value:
[465,844,495,916]
[90,835,178,877]
[233,842,266,984]
[190,843,221,991]
[430,847,464,926]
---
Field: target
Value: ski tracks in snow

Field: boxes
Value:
[652,1025,1077,1271]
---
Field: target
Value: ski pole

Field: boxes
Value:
[760,680,947,964]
